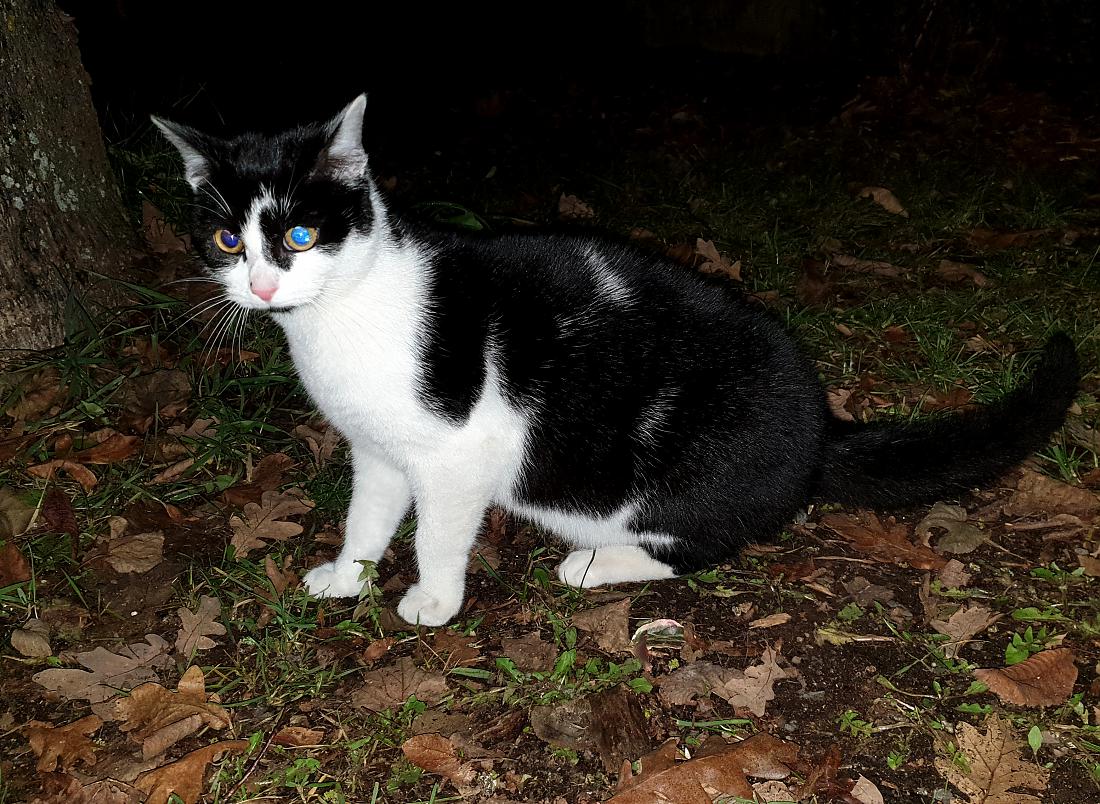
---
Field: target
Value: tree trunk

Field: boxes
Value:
[0,0,133,356]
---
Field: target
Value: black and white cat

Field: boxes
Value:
[155,96,1079,626]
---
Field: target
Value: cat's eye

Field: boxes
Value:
[284,225,319,252]
[213,229,244,254]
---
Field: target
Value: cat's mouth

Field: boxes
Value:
[267,304,300,314]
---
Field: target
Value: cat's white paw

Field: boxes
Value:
[397,583,461,627]
[302,562,364,599]
[557,546,677,588]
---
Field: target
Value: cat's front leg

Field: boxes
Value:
[396,468,494,627]
[303,445,411,599]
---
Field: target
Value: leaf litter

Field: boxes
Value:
[935,714,1049,804]
[228,487,314,556]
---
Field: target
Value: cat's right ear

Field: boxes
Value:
[152,117,214,191]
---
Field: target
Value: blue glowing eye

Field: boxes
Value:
[284,225,319,252]
[214,229,244,253]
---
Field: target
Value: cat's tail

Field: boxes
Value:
[813,333,1080,508]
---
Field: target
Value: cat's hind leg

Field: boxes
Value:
[303,445,411,598]
[557,544,677,588]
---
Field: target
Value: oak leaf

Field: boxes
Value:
[937,260,991,287]
[228,487,314,557]
[931,604,1002,658]
[402,733,479,792]
[973,648,1078,707]
[24,715,102,772]
[11,617,52,657]
[858,186,908,217]
[695,239,742,282]
[133,739,250,804]
[558,193,595,220]
[27,459,98,491]
[292,422,342,469]
[916,502,987,554]
[114,665,232,759]
[500,631,558,672]
[222,452,295,507]
[351,656,449,711]
[572,597,632,655]
[25,773,140,804]
[820,511,946,570]
[99,517,164,574]
[175,595,226,658]
[32,634,172,707]
[41,486,79,538]
[273,726,325,747]
[712,643,791,717]
[1003,468,1100,520]
[935,714,1049,803]
[71,431,140,464]
[0,485,35,541]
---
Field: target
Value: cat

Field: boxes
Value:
[154,95,1080,626]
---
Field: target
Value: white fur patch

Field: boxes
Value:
[588,247,633,305]
[557,545,677,587]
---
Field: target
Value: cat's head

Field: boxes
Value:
[153,95,380,313]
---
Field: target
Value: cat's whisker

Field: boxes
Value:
[199,180,232,217]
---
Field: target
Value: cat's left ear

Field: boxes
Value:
[152,117,216,191]
[320,94,369,179]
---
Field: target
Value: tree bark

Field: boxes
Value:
[0,0,133,356]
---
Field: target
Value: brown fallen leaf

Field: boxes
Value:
[429,630,481,668]
[858,186,909,217]
[826,387,856,422]
[27,459,98,492]
[151,457,195,484]
[222,452,295,507]
[228,487,314,557]
[27,773,140,804]
[25,715,102,772]
[916,502,988,554]
[931,604,1002,658]
[117,369,191,433]
[749,613,791,630]
[937,259,991,287]
[935,714,1049,803]
[32,634,172,708]
[292,422,342,469]
[974,648,1078,707]
[937,559,972,589]
[712,643,792,717]
[501,631,558,672]
[97,517,165,574]
[967,228,1051,251]
[0,541,32,590]
[114,665,232,759]
[4,366,66,421]
[273,726,325,747]
[611,732,799,804]
[572,597,632,655]
[42,486,79,539]
[351,656,449,711]
[262,554,299,598]
[175,595,226,658]
[558,193,595,220]
[402,733,479,792]
[695,239,742,282]
[11,617,52,657]
[142,199,190,254]
[831,253,904,277]
[133,739,250,804]
[820,511,947,570]
[71,431,140,465]
[0,485,35,540]
[657,661,729,707]
[1003,469,1100,520]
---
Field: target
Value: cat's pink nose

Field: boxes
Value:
[250,282,277,302]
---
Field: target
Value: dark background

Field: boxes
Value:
[63,0,1099,186]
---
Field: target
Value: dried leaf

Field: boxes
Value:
[32,635,172,705]
[27,459,98,491]
[273,726,325,747]
[610,732,798,804]
[142,199,189,253]
[820,511,947,570]
[263,554,299,596]
[937,259,991,287]
[42,486,79,538]
[100,517,165,574]
[858,186,908,217]
[26,774,140,804]
[431,630,481,668]
[11,617,52,657]
[133,739,250,804]
[1003,469,1100,520]
[228,487,314,557]
[917,502,988,554]
[115,665,232,759]
[175,595,226,658]
[222,452,295,507]
[974,648,1078,707]
[501,631,558,672]
[71,432,140,465]
[938,559,973,589]
[118,370,191,433]
[749,613,791,629]
[0,485,35,540]
[657,661,730,707]
[351,656,449,711]
[402,733,479,791]
[712,643,791,717]
[572,597,632,655]
[5,367,66,421]
[967,228,1051,250]
[931,604,1002,658]
[558,193,595,220]
[151,457,195,483]
[850,775,886,804]
[831,253,904,277]
[826,387,856,422]
[935,714,1049,803]
[0,540,31,586]
[695,239,741,281]
[292,422,342,469]
[25,715,102,772]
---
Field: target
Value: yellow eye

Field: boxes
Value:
[284,226,318,252]
[213,229,244,254]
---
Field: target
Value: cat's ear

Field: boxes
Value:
[320,94,369,179]
[152,117,215,191]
